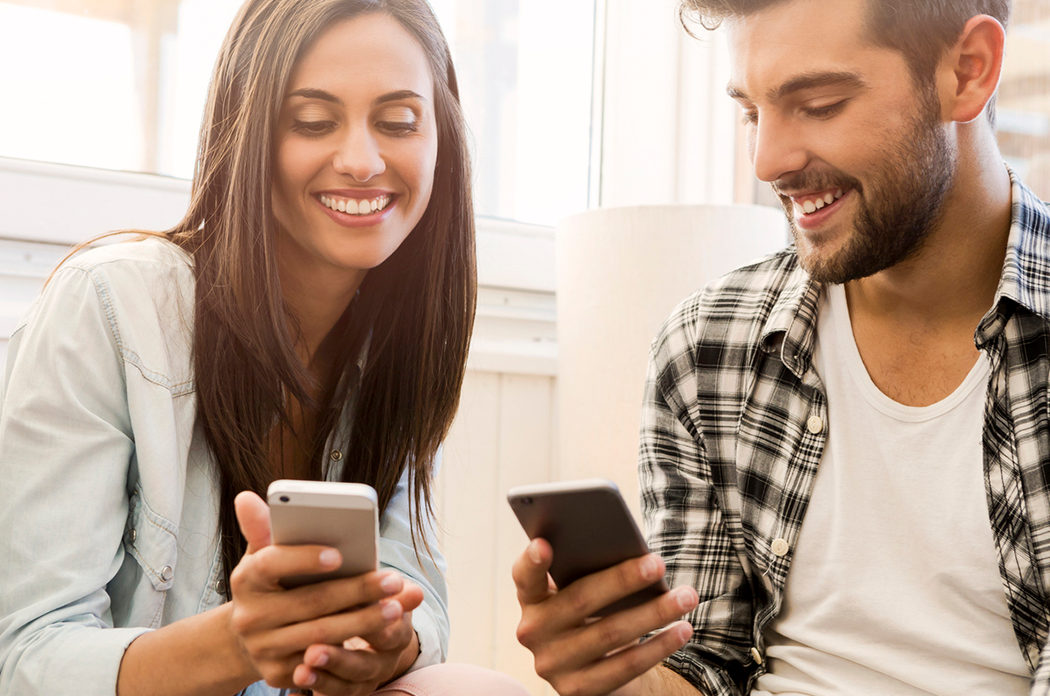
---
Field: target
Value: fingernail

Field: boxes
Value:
[380,572,402,595]
[676,622,693,642]
[319,549,341,568]
[309,650,329,667]
[527,541,542,564]
[300,669,317,686]
[381,599,402,621]
[641,555,660,581]
[675,587,696,611]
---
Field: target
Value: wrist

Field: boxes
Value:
[220,600,263,684]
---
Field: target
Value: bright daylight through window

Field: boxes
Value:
[0,0,595,227]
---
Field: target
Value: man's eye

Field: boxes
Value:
[741,111,758,126]
[292,119,336,135]
[805,101,847,119]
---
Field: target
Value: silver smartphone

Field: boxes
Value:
[267,479,380,589]
[507,478,669,617]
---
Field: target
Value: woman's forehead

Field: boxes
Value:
[287,13,435,101]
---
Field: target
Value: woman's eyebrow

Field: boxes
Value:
[373,90,427,106]
[286,87,342,104]
[283,88,427,106]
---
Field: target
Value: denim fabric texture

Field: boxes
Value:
[0,237,449,695]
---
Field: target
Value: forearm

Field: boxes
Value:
[627,665,705,696]
[117,603,258,696]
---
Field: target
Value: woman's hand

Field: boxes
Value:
[229,491,424,694]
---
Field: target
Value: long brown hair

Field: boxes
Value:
[165,0,474,586]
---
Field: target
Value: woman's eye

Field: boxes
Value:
[805,101,847,119]
[292,119,336,136]
[377,120,420,135]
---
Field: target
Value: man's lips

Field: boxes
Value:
[788,187,847,217]
[790,188,854,231]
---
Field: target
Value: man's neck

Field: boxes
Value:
[842,121,1012,407]
[846,122,1012,332]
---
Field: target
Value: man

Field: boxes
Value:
[512,0,1050,694]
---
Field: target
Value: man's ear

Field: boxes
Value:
[945,14,1006,124]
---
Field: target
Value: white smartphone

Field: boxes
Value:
[507,478,669,617]
[267,479,380,589]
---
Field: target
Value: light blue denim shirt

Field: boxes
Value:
[0,237,449,695]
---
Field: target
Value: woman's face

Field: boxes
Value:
[271,13,438,293]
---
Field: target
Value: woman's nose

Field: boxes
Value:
[333,127,386,182]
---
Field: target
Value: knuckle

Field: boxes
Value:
[559,677,586,696]
[516,616,540,648]
[532,652,557,681]
[568,588,591,616]
[595,618,627,648]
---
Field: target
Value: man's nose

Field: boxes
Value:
[750,113,809,184]
[333,127,386,182]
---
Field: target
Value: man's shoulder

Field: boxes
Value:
[659,246,805,341]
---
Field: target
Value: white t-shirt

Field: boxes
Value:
[752,284,1029,696]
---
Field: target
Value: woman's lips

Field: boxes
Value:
[315,193,398,228]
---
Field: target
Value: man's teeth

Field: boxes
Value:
[795,189,845,216]
[319,194,391,215]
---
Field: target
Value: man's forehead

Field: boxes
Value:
[723,0,880,101]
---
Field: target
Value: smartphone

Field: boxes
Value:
[267,479,380,589]
[507,479,669,617]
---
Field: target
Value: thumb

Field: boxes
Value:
[234,490,272,555]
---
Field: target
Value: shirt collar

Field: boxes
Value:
[976,168,1050,347]
[757,166,1050,371]
[759,259,822,380]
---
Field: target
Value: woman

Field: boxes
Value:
[0,1,527,695]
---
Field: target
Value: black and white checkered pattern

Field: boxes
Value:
[639,170,1050,695]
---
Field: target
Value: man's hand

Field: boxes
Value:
[512,538,700,696]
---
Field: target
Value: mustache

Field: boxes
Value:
[771,170,863,199]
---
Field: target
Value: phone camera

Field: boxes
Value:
[520,497,533,505]
[279,495,290,503]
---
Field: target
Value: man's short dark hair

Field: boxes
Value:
[681,0,1012,95]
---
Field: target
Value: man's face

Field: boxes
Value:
[725,0,957,284]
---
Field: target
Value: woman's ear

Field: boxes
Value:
[945,14,1007,124]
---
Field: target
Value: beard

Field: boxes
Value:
[772,89,957,285]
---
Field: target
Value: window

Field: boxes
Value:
[1001,0,1050,200]
[0,0,595,226]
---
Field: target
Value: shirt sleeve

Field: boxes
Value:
[0,265,152,696]
[377,449,450,671]
[638,306,758,696]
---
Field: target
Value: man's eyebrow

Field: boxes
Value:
[726,71,869,102]
[284,88,427,106]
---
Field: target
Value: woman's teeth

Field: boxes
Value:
[797,189,845,215]
[319,194,391,215]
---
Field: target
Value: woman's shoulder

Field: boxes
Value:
[62,235,193,281]
[31,235,197,387]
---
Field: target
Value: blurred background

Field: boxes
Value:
[0,1,1047,693]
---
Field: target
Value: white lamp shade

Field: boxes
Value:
[555,204,788,517]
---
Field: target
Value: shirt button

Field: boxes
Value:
[128,528,137,544]
[750,646,764,665]
[214,578,226,595]
[806,415,824,434]
[160,565,174,582]
[771,538,790,557]
[330,450,343,461]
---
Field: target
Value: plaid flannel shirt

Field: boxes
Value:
[639,170,1050,696]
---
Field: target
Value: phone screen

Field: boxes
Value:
[508,480,669,616]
